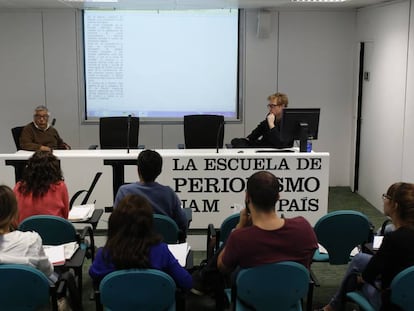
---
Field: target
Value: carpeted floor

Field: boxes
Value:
[80,187,385,311]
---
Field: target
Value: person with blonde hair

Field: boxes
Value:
[319,182,414,311]
[231,92,293,148]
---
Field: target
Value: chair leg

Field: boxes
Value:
[307,268,321,311]
[50,285,59,311]
[94,290,103,311]
[307,280,314,311]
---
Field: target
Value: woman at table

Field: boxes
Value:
[89,194,192,290]
[0,185,53,276]
[14,150,69,223]
[318,182,414,311]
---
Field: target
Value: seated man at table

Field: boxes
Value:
[231,92,293,148]
[114,149,188,235]
[20,105,70,151]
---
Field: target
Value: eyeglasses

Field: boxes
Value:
[382,193,392,201]
[34,114,49,119]
[267,104,283,108]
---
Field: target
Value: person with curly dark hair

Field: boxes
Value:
[14,150,69,223]
[89,194,192,290]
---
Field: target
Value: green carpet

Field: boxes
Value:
[80,187,385,310]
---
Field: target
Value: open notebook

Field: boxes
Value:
[168,243,191,267]
[373,236,384,250]
[69,204,95,221]
[318,243,360,257]
[44,242,79,266]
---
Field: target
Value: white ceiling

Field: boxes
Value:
[0,0,393,10]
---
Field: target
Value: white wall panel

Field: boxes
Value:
[356,1,410,210]
[278,11,356,186]
[0,11,45,152]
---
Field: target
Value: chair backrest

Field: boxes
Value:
[153,214,180,244]
[19,215,77,245]
[314,210,371,265]
[0,264,50,310]
[219,213,240,244]
[184,114,224,149]
[390,265,414,310]
[100,269,176,311]
[236,261,309,311]
[11,126,24,150]
[99,117,140,149]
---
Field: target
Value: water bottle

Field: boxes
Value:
[306,138,313,152]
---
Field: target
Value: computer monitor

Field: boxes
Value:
[280,108,321,152]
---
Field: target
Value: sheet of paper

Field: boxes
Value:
[168,243,190,267]
[373,236,384,250]
[63,242,79,260]
[318,243,360,256]
[69,204,95,221]
[44,245,65,266]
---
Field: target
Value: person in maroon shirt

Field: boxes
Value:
[217,171,318,273]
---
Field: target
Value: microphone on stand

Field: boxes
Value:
[127,114,131,154]
[216,121,225,154]
[51,118,56,126]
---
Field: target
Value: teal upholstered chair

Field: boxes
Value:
[0,264,57,310]
[97,269,176,311]
[19,215,95,298]
[227,261,309,311]
[19,215,94,258]
[313,210,372,265]
[309,210,372,310]
[347,265,414,311]
[207,213,240,259]
[153,214,181,244]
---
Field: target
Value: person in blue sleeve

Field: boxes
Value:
[113,149,188,236]
[89,194,192,290]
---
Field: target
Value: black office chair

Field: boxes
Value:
[181,114,224,149]
[11,126,24,150]
[99,117,140,149]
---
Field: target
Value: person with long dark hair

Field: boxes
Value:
[319,182,414,311]
[0,185,53,276]
[89,194,192,289]
[14,150,69,223]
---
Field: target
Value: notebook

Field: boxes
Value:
[69,204,95,221]
[44,245,65,266]
[44,242,79,266]
[373,236,384,250]
[168,243,191,267]
[318,243,360,256]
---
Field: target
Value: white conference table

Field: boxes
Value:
[0,148,329,229]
